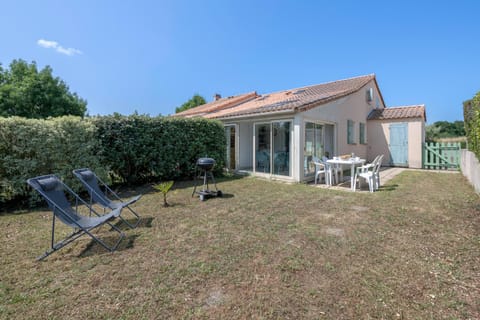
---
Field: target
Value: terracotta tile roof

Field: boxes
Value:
[173,91,258,118]
[367,105,426,121]
[206,74,376,119]
[174,74,379,119]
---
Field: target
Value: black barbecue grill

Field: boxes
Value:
[192,157,222,201]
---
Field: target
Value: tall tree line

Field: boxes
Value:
[0,59,87,118]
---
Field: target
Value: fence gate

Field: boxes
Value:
[423,142,461,170]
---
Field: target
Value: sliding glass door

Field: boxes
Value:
[304,122,324,177]
[255,123,271,173]
[254,121,291,176]
[272,122,290,176]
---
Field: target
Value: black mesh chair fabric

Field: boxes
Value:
[26,174,124,260]
[73,168,141,228]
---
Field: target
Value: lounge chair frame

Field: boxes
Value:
[27,175,125,261]
[73,168,141,229]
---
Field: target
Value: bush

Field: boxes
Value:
[0,116,107,203]
[0,115,226,205]
[464,92,480,158]
[92,115,225,183]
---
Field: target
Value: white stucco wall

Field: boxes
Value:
[301,79,385,160]
[461,149,480,193]
[367,118,425,168]
[237,122,253,169]
[292,116,302,182]
[220,79,389,182]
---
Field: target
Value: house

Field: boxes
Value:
[174,74,426,182]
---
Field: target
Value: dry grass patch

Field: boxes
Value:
[1,171,479,319]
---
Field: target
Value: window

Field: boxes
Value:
[359,122,366,144]
[347,120,355,144]
[366,88,373,103]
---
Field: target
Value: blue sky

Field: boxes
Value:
[1,0,479,123]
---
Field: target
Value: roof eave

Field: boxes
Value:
[367,116,425,121]
[212,109,296,121]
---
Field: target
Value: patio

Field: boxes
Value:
[310,166,407,192]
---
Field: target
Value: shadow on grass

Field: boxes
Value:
[167,174,247,192]
[158,202,190,208]
[0,175,247,215]
[378,184,399,192]
[0,206,38,216]
[78,234,139,258]
[112,216,154,230]
[191,193,235,202]
[114,174,247,198]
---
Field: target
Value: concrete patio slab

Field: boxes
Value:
[310,167,459,192]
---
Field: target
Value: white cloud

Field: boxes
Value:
[37,38,83,56]
[56,46,83,56]
[37,39,58,49]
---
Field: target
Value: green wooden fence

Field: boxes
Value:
[423,142,461,170]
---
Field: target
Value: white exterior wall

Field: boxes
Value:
[292,115,302,182]
[367,118,425,168]
[226,116,297,181]
[461,149,480,193]
[220,79,398,181]
[237,122,253,169]
[302,79,385,160]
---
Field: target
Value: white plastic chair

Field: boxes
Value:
[256,151,270,173]
[313,157,332,185]
[353,155,380,192]
[373,154,384,190]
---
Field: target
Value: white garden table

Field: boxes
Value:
[327,157,366,190]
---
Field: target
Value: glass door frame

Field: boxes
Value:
[253,122,272,176]
[253,120,293,177]
[304,121,325,178]
[224,124,238,171]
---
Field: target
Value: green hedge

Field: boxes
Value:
[0,115,226,204]
[92,115,225,183]
[464,92,480,158]
[0,116,106,203]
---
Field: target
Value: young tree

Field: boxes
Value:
[0,59,87,118]
[425,123,441,142]
[425,120,466,141]
[175,94,206,113]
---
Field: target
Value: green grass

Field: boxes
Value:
[1,171,479,319]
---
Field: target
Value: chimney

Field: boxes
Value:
[213,93,221,101]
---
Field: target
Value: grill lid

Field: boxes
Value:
[197,157,216,170]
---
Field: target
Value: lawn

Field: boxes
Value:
[1,171,479,319]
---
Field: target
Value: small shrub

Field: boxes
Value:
[153,181,174,207]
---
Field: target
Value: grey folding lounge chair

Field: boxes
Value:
[27,174,125,261]
[73,168,141,228]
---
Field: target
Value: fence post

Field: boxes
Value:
[422,142,426,169]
